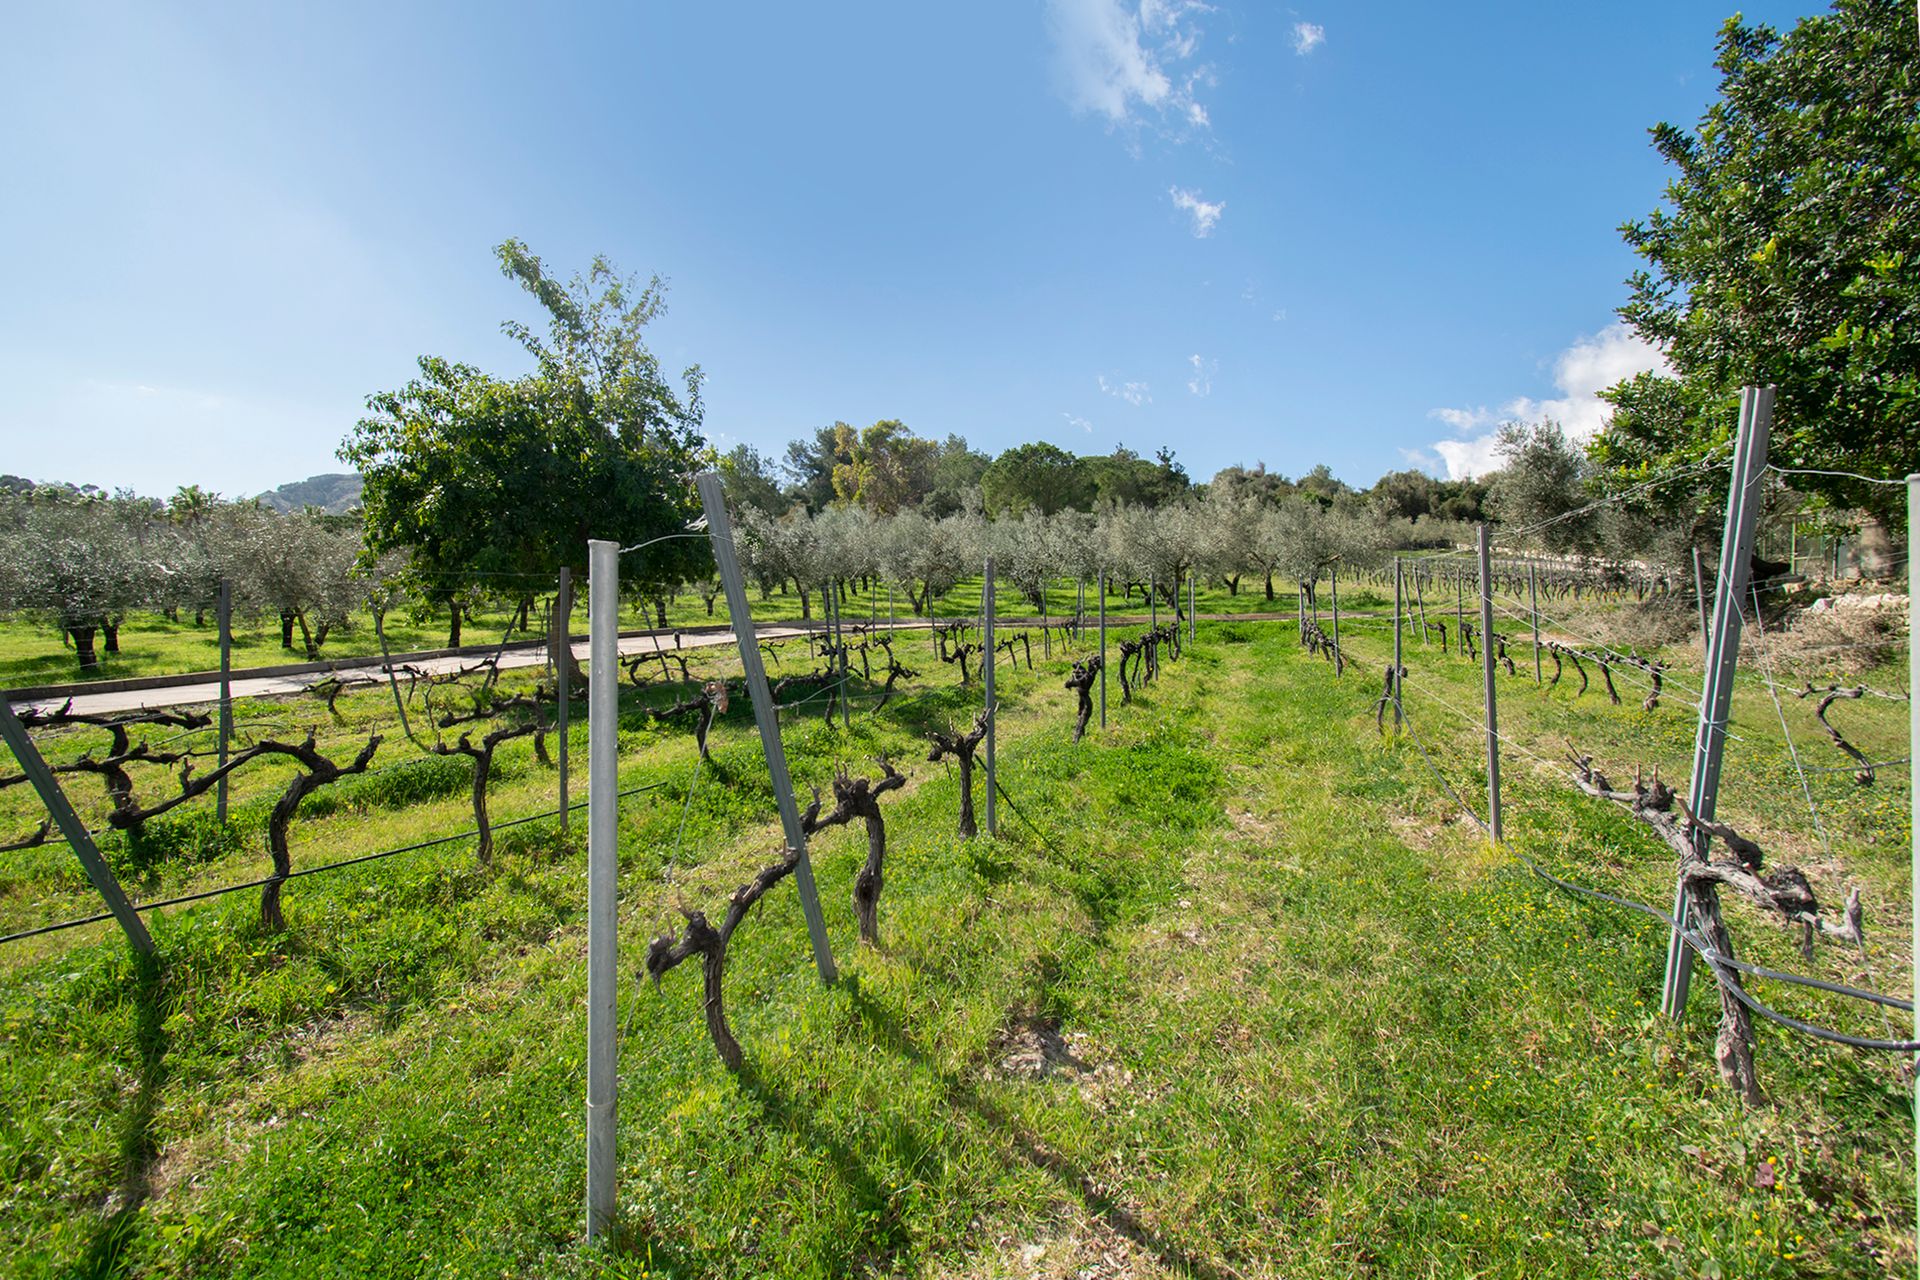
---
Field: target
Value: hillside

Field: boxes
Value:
[255,472,363,514]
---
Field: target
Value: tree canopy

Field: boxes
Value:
[1598,0,1918,532]
[341,242,712,618]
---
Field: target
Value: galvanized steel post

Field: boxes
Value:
[1098,570,1107,728]
[1477,525,1502,844]
[694,475,838,984]
[584,539,618,1242]
[558,566,572,833]
[0,701,153,955]
[1391,558,1404,732]
[1908,472,1917,1219]
[1527,561,1542,685]
[1329,563,1341,676]
[216,578,233,823]
[983,557,997,838]
[1663,387,1772,1018]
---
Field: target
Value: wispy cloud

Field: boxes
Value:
[1046,0,1215,136]
[1187,353,1217,397]
[1097,374,1152,405]
[1169,186,1224,236]
[1291,21,1325,55]
[1420,323,1670,480]
[1064,412,1095,434]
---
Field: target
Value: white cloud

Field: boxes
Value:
[1169,186,1224,236]
[1291,21,1325,55]
[1097,374,1152,405]
[1046,0,1213,134]
[1421,322,1669,480]
[1064,412,1095,434]
[1187,353,1217,397]
[1429,405,1494,435]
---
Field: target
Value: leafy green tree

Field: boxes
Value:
[717,444,786,515]
[1208,462,1294,506]
[923,434,991,516]
[982,442,1093,516]
[1485,421,1603,555]
[1600,0,1918,543]
[1086,445,1189,508]
[0,492,154,669]
[342,242,710,682]
[830,420,937,515]
[781,425,847,513]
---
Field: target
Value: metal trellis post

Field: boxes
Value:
[0,700,154,955]
[584,540,618,1242]
[1330,563,1341,676]
[1391,557,1404,731]
[1528,561,1542,685]
[558,566,571,833]
[694,474,838,984]
[216,578,233,823]
[1098,570,1107,728]
[836,581,849,729]
[983,556,997,838]
[1908,472,1918,1219]
[1662,387,1772,1018]
[1477,525,1502,844]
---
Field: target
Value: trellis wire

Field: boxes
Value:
[0,782,665,946]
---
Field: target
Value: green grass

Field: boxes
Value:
[0,608,1911,1277]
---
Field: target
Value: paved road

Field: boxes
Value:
[20,625,828,717]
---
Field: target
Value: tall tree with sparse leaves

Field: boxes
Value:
[343,242,711,683]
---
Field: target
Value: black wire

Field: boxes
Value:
[1388,698,1919,1047]
[0,782,665,946]
[992,775,1072,861]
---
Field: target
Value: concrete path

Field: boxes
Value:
[19,625,827,716]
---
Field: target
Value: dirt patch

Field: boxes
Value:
[981,1218,1168,1279]
[993,1013,1089,1081]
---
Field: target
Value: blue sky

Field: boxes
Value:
[0,0,1815,499]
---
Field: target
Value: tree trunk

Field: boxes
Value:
[294,610,319,661]
[447,602,463,649]
[798,585,811,619]
[262,773,317,932]
[103,622,120,654]
[549,573,585,692]
[654,598,669,629]
[1856,513,1896,579]
[71,627,99,670]
[1264,571,1275,600]
[281,610,296,649]
[472,750,495,864]
[853,814,887,945]
[954,754,976,837]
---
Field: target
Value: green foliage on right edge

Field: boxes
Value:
[1599,0,1919,530]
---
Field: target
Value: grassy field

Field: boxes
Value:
[0,594,1912,1277]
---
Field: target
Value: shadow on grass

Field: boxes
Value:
[63,951,170,1280]
[838,978,1238,1280]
